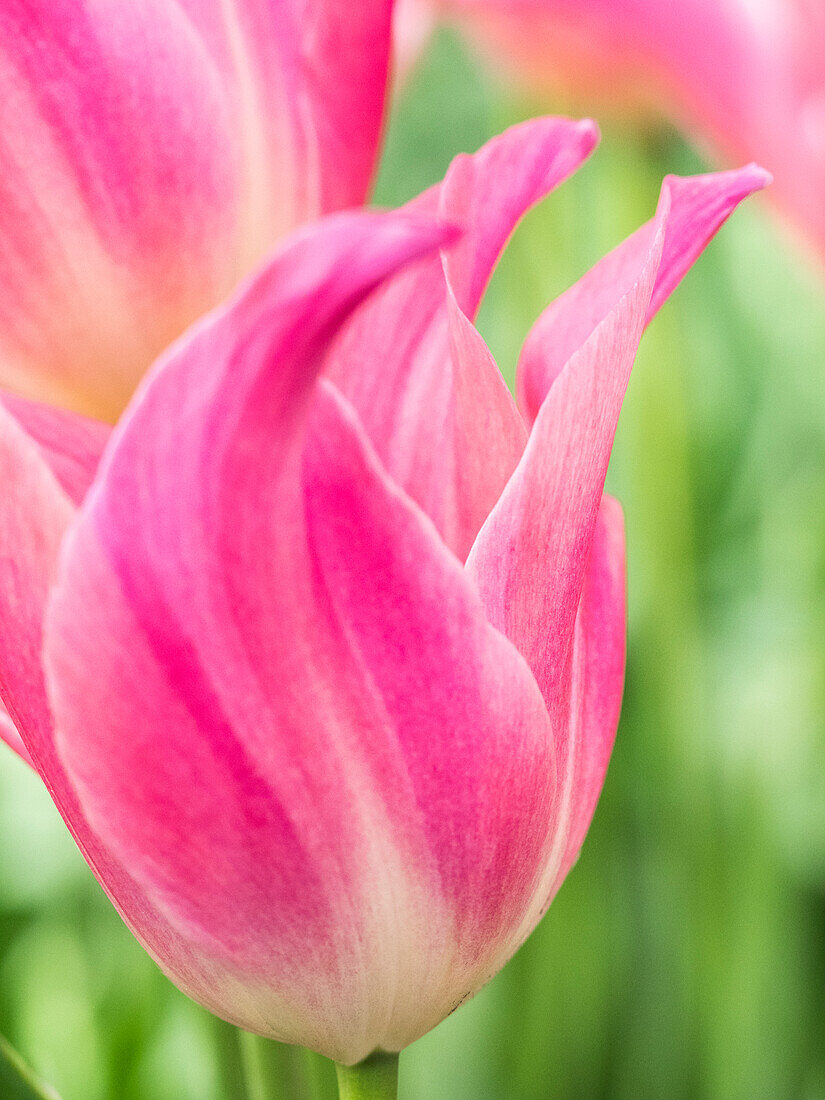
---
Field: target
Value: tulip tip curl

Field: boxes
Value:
[0,115,767,1065]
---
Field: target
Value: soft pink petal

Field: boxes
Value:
[302,382,556,1049]
[0,1,237,417]
[393,0,437,80]
[0,0,394,419]
[0,393,110,505]
[177,0,395,224]
[468,210,658,757]
[0,402,213,985]
[464,173,761,952]
[327,116,598,559]
[465,172,759,947]
[499,492,626,954]
[0,700,34,768]
[552,493,626,896]
[469,167,764,727]
[517,165,771,424]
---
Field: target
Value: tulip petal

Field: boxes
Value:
[0,702,33,768]
[0,394,110,505]
[327,116,598,559]
[0,401,259,1022]
[0,0,395,418]
[513,494,626,940]
[560,494,626,885]
[180,0,395,217]
[301,381,556,1051]
[517,165,772,424]
[469,167,764,724]
[0,409,75,758]
[44,210,558,1060]
[0,1,237,417]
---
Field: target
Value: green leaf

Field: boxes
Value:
[0,1033,61,1100]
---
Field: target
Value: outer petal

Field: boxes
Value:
[0,391,108,763]
[327,116,598,559]
[464,171,761,947]
[0,399,263,1027]
[43,210,557,1063]
[468,167,765,730]
[476,492,626,958]
[517,165,772,424]
[0,0,394,419]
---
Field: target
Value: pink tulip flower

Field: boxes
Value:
[0,0,395,421]
[0,108,766,1061]
[422,0,824,261]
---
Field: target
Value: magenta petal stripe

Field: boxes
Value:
[327,116,598,559]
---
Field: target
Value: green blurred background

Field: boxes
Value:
[2,28,824,1100]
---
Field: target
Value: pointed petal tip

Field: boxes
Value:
[575,116,601,151]
[530,114,600,157]
[744,162,773,191]
[662,161,773,197]
[598,493,626,540]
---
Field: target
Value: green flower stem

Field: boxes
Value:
[335,1052,399,1100]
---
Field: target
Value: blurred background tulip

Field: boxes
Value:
[409,0,825,265]
[0,0,394,419]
